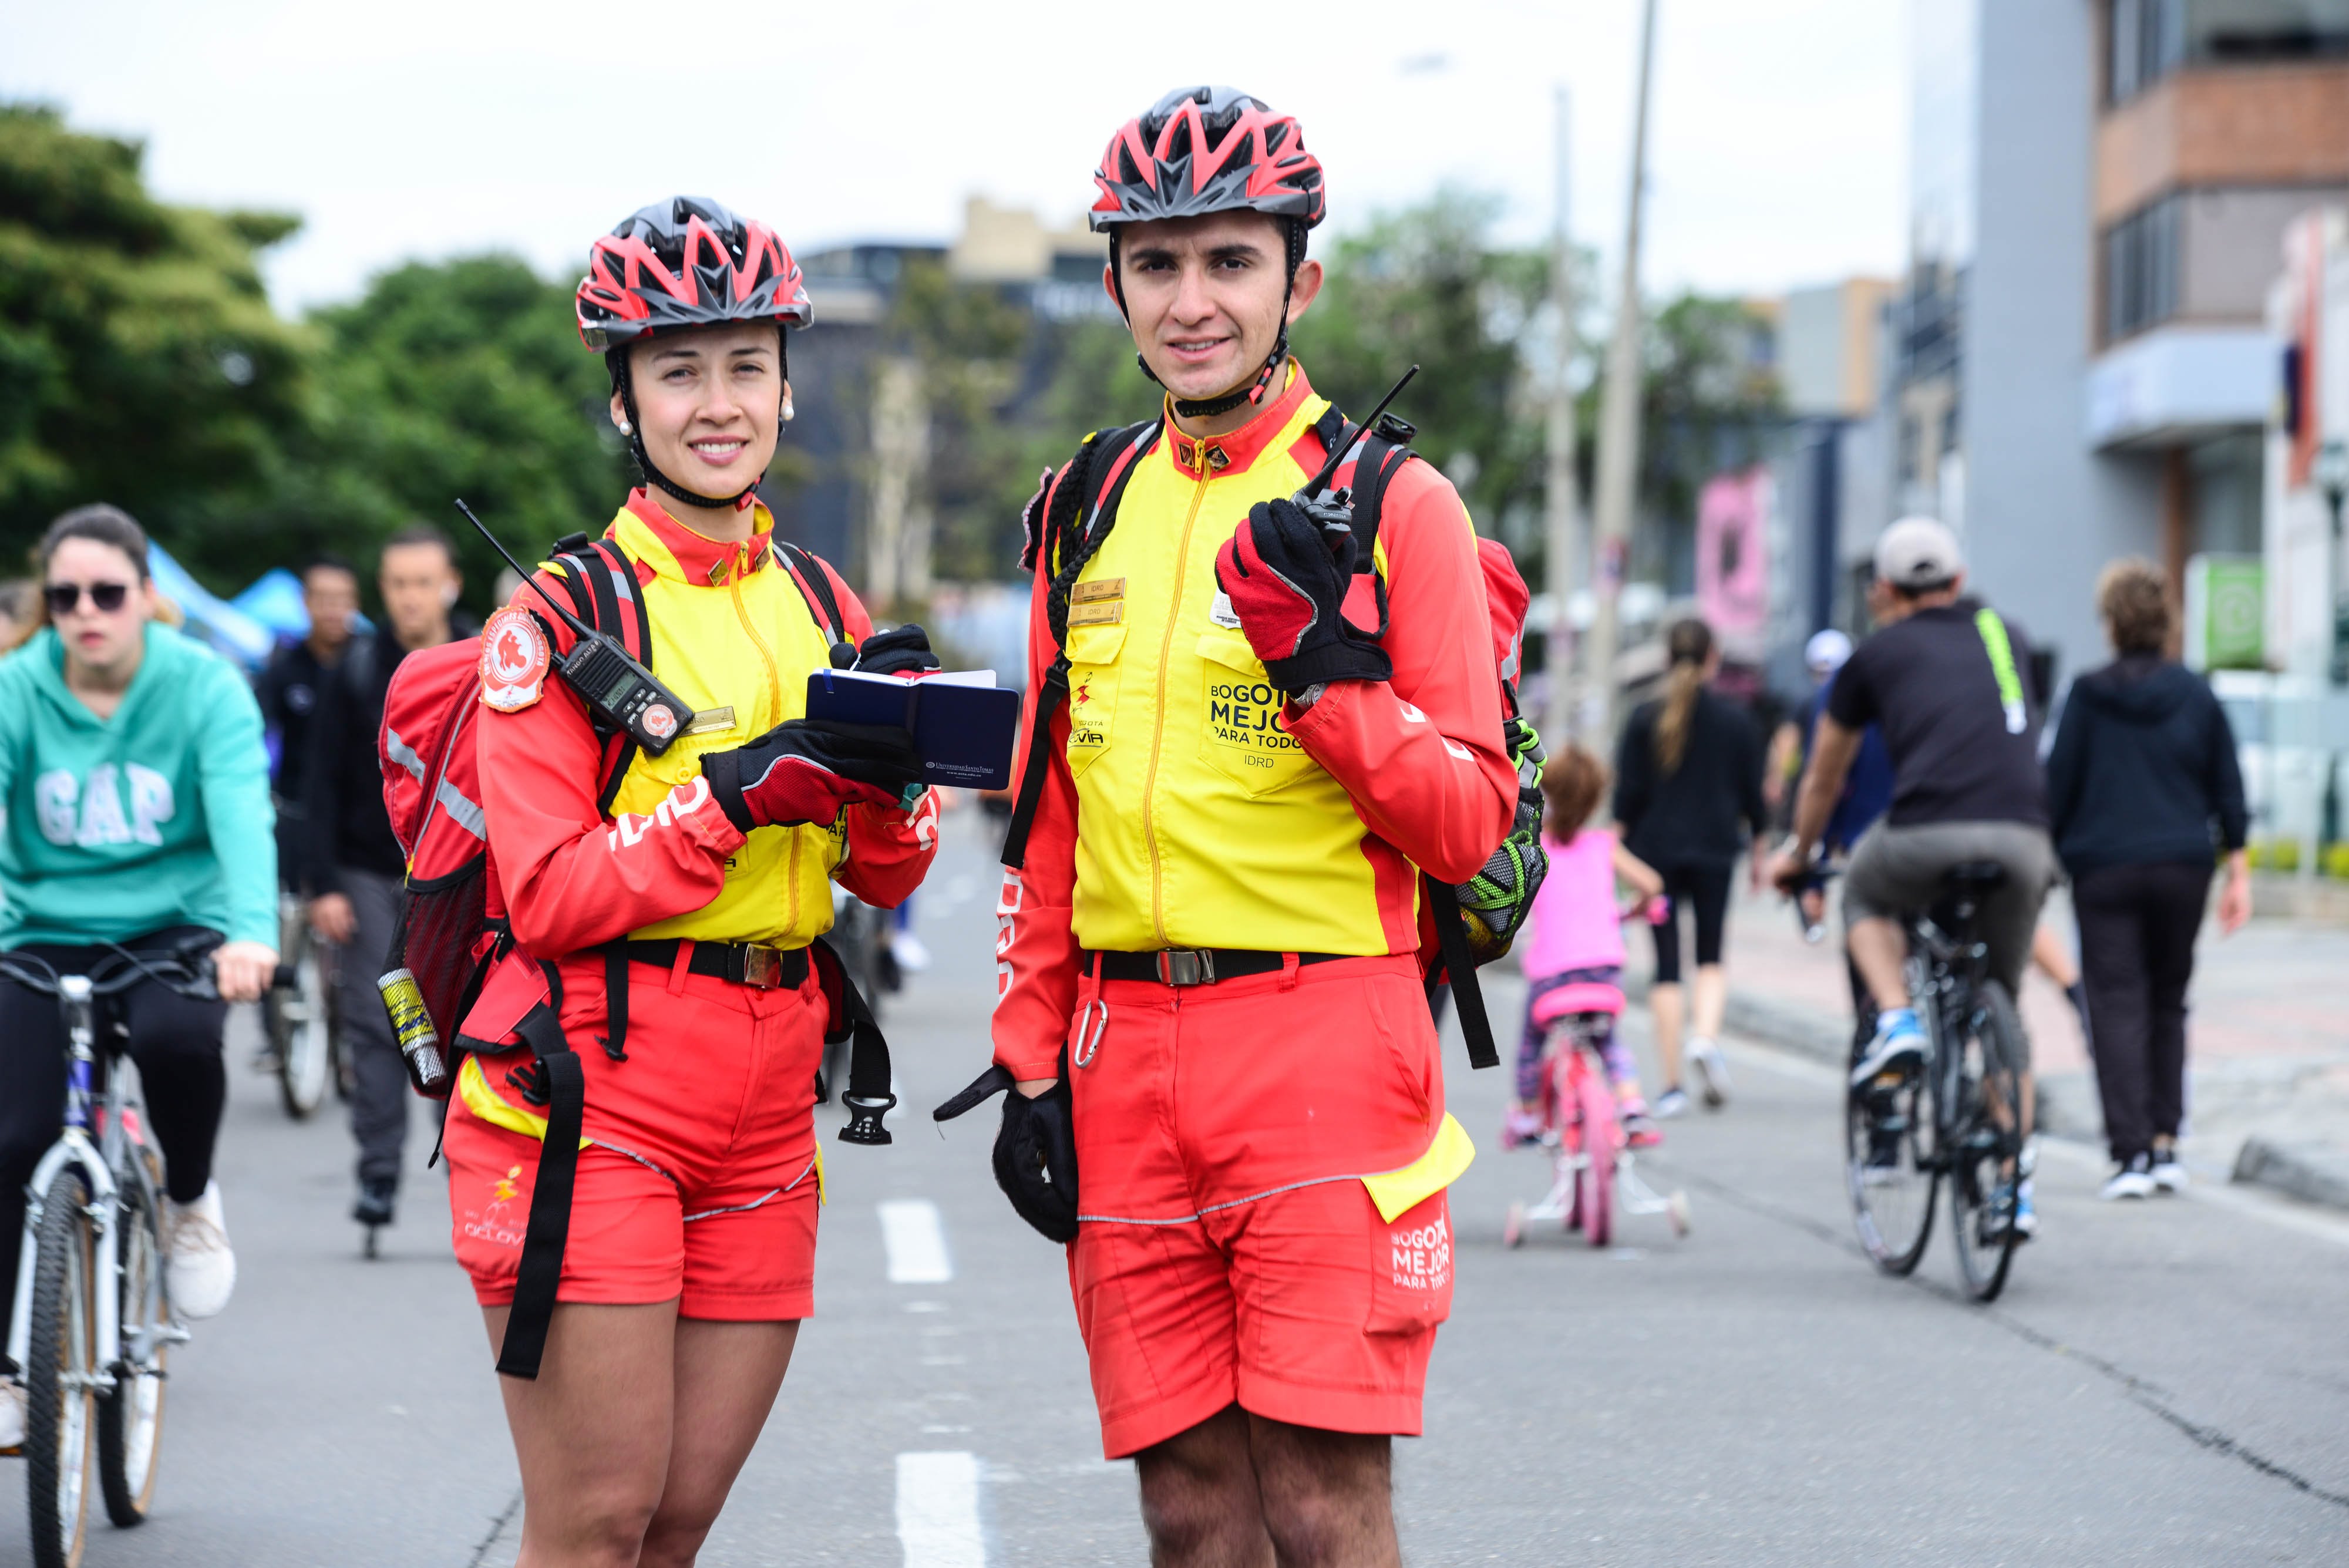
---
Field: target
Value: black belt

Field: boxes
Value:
[617,938,809,990]
[1085,948,1350,988]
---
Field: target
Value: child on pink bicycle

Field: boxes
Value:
[1507,744,1667,1149]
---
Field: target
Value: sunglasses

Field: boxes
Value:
[45,581,133,616]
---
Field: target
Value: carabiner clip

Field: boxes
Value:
[1071,998,1109,1070]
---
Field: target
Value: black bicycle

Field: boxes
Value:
[1845,862,2031,1303]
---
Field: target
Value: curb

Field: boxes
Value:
[2231,1136,2349,1212]
[1684,979,2349,1216]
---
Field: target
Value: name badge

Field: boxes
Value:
[684,705,738,736]
[1068,601,1124,628]
[1070,577,1126,605]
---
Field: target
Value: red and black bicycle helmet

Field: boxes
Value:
[576,197,810,509]
[576,196,812,351]
[1089,88,1327,419]
[1089,86,1326,235]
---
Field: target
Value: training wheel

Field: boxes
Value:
[1502,1201,1525,1249]
[1667,1193,1692,1238]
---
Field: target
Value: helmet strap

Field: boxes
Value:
[610,340,786,514]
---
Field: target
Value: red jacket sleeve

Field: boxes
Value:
[818,558,944,909]
[1284,462,1515,885]
[480,578,745,959]
[987,473,1084,1082]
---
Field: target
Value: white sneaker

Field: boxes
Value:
[890,931,933,974]
[2101,1153,2155,1202]
[1688,1037,1731,1108]
[2150,1152,2189,1193]
[0,1378,23,1453]
[164,1181,237,1319]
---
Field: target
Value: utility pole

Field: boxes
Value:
[1542,85,1581,749]
[1585,0,1659,741]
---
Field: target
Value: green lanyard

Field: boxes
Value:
[1974,608,2028,736]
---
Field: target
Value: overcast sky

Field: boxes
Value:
[6,0,1907,313]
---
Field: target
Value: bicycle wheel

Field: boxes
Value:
[1577,1071,1614,1249]
[97,1153,167,1527]
[272,941,334,1119]
[23,1167,96,1568]
[1947,979,2025,1303]
[1846,1058,1937,1276]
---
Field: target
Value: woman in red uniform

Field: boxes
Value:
[446,198,939,1567]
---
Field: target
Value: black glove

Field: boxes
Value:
[933,1061,1078,1243]
[1213,497,1392,694]
[702,718,921,832]
[855,623,942,678]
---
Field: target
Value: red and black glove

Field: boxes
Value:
[1213,498,1392,694]
[702,718,922,832]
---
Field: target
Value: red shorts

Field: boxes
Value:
[1066,955,1455,1458]
[443,951,826,1321]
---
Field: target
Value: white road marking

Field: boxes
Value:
[880,1198,954,1283]
[895,1449,984,1567]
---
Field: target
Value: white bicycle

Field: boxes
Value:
[5,940,279,1568]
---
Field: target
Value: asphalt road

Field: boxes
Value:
[8,805,2347,1566]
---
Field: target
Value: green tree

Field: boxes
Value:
[1290,189,1550,543]
[0,103,311,578]
[280,254,630,613]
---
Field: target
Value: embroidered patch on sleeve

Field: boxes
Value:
[481,607,551,713]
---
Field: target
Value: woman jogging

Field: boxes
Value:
[1613,617,1768,1115]
[0,505,278,1449]
[2047,559,2249,1200]
[447,198,938,1567]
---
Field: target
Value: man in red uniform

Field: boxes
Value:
[968,88,1515,1567]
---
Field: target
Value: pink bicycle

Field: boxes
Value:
[1503,977,1691,1249]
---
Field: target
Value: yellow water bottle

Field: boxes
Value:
[377,968,450,1093]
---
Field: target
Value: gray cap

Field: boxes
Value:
[1874,516,1963,591]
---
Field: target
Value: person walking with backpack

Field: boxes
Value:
[945,89,1515,1568]
[1612,617,1768,1115]
[435,198,937,1568]
[301,526,471,1238]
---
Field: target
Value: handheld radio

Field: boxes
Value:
[1294,362,1419,536]
[455,499,698,755]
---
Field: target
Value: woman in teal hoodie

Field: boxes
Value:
[0,505,279,1452]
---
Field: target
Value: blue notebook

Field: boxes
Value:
[804,669,1023,792]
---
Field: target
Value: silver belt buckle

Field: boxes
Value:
[741,945,784,989]
[1156,949,1215,987]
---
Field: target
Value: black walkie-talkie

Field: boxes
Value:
[456,500,698,755]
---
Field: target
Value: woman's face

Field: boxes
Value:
[613,322,788,505]
[45,537,153,678]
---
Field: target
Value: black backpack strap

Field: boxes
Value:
[810,936,897,1143]
[1000,421,1159,871]
[1424,876,1500,1070]
[494,960,584,1380]
[774,539,854,661]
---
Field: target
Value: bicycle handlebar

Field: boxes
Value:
[0,944,298,1004]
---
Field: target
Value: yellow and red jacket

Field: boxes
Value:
[990,363,1515,1081]
[478,491,937,962]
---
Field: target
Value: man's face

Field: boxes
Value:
[380,543,459,647]
[303,567,358,651]
[1108,211,1322,405]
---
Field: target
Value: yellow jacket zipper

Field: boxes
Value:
[726,546,796,932]
[1141,457,1214,945]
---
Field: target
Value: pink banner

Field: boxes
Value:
[1696,467,1771,642]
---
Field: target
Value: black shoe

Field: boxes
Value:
[353,1179,397,1229]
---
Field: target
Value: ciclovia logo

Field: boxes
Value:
[462,1163,528,1250]
[1389,1210,1452,1293]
